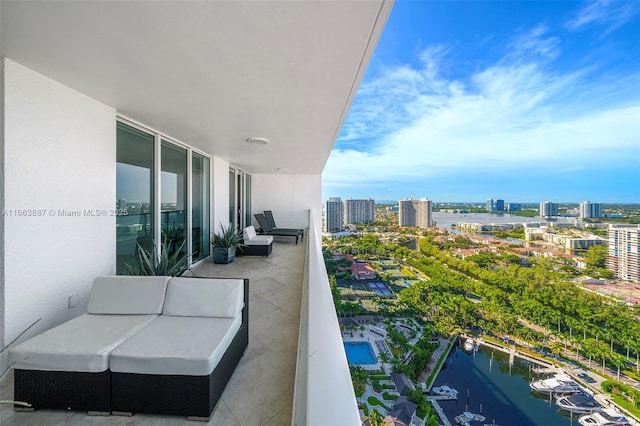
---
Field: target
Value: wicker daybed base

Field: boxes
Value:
[13,369,111,414]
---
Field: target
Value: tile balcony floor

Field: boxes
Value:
[0,239,304,425]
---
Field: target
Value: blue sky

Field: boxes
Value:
[322,0,640,203]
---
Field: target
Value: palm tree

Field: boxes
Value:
[611,353,626,382]
[582,338,599,368]
[599,346,608,374]
[550,341,564,359]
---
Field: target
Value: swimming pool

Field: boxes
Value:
[343,341,377,365]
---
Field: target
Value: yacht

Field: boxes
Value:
[454,411,486,425]
[578,408,631,426]
[463,338,476,352]
[431,385,458,398]
[556,393,601,414]
[529,372,583,395]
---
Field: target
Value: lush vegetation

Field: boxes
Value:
[329,229,640,414]
[602,380,640,418]
[350,365,367,397]
[406,388,440,426]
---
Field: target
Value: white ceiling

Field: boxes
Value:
[1,0,393,174]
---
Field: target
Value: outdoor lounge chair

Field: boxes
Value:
[9,276,170,414]
[263,210,305,241]
[237,225,273,256]
[109,277,248,420]
[254,213,303,244]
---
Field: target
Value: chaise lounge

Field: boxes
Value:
[263,210,305,241]
[237,225,273,256]
[9,276,170,414]
[109,276,248,420]
[9,275,249,421]
[254,213,304,244]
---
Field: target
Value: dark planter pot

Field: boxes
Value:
[212,246,236,264]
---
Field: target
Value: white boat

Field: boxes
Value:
[529,373,583,395]
[454,411,486,425]
[463,338,476,352]
[556,393,601,414]
[431,385,458,398]
[578,408,631,426]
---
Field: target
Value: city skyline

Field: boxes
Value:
[322,1,640,203]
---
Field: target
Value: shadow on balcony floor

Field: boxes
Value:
[0,240,304,425]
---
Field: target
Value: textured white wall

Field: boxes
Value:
[251,174,321,234]
[211,156,230,235]
[2,59,116,351]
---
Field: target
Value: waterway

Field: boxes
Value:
[430,212,578,246]
[433,212,577,233]
[433,344,577,426]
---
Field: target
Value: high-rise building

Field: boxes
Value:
[324,197,343,232]
[399,198,432,228]
[343,198,375,225]
[506,203,521,212]
[580,201,604,220]
[495,199,504,212]
[539,201,558,218]
[486,199,493,212]
[607,224,639,282]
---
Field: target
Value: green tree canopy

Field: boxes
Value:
[585,245,607,269]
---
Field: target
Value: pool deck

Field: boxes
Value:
[342,328,384,371]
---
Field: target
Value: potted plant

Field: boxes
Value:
[126,239,190,276]
[211,222,243,264]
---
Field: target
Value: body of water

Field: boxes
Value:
[431,212,578,245]
[344,342,377,365]
[433,344,576,426]
[432,212,577,233]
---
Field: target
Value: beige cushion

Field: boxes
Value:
[245,234,273,246]
[163,277,244,318]
[243,225,257,240]
[9,313,158,372]
[88,275,170,314]
[109,314,242,376]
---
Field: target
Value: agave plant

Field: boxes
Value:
[211,222,244,249]
[126,239,190,276]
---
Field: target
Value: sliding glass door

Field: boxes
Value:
[116,120,211,273]
[229,166,252,231]
[192,153,210,261]
[161,141,187,257]
[244,174,252,228]
[116,122,154,274]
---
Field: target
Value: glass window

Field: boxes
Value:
[237,172,243,229]
[161,141,187,258]
[116,123,154,274]
[245,174,252,227]
[192,153,210,261]
[229,167,236,229]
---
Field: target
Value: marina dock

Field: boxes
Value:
[429,395,458,401]
[460,333,554,368]
[427,397,453,426]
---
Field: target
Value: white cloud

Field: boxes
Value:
[324,28,640,189]
[565,0,640,36]
[506,25,561,61]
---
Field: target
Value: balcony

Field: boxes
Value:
[0,215,359,425]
